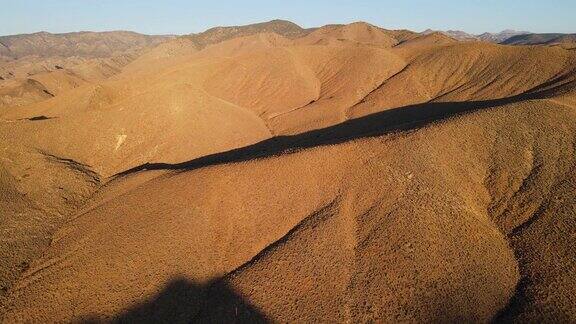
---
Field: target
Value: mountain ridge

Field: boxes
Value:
[423,28,530,42]
[0,30,174,59]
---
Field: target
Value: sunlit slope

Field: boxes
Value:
[0,55,272,177]
[1,20,575,323]
[6,26,573,173]
[0,29,409,176]
[205,45,405,124]
[0,53,143,110]
[4,96,575,322]
[344,42,576,118]
[296,22,405,47]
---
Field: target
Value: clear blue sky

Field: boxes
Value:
[1,0,575,36]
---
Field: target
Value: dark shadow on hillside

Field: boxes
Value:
[113,92,547,178]
[491,277,531,323]
[25,115,55,121]
[80,277,267,324]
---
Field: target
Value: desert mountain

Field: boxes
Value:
[1,19,575,323]
[184,19,312,49]
[0,31,176,108]
[295,22,418,47]
[423,29,478,41]
[423,29,531,43]
[0,31,172,59]
[502,33,576,46]
[123,20,312,71]
[477,29,530,43]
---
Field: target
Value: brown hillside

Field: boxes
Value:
[1,20,575,323]
[184,19,311,49]
[296,22,400,47]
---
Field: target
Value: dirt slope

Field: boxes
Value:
[1,20,575,323]
[4,96,575,323]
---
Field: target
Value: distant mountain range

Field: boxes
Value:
[0,21,574,62]
[477,30,532,43]
[422,28,576,46]
[422,29,530,43]
[0,31,174,59]
[502,33,576,45]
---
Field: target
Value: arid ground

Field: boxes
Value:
[1,20,575,323]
